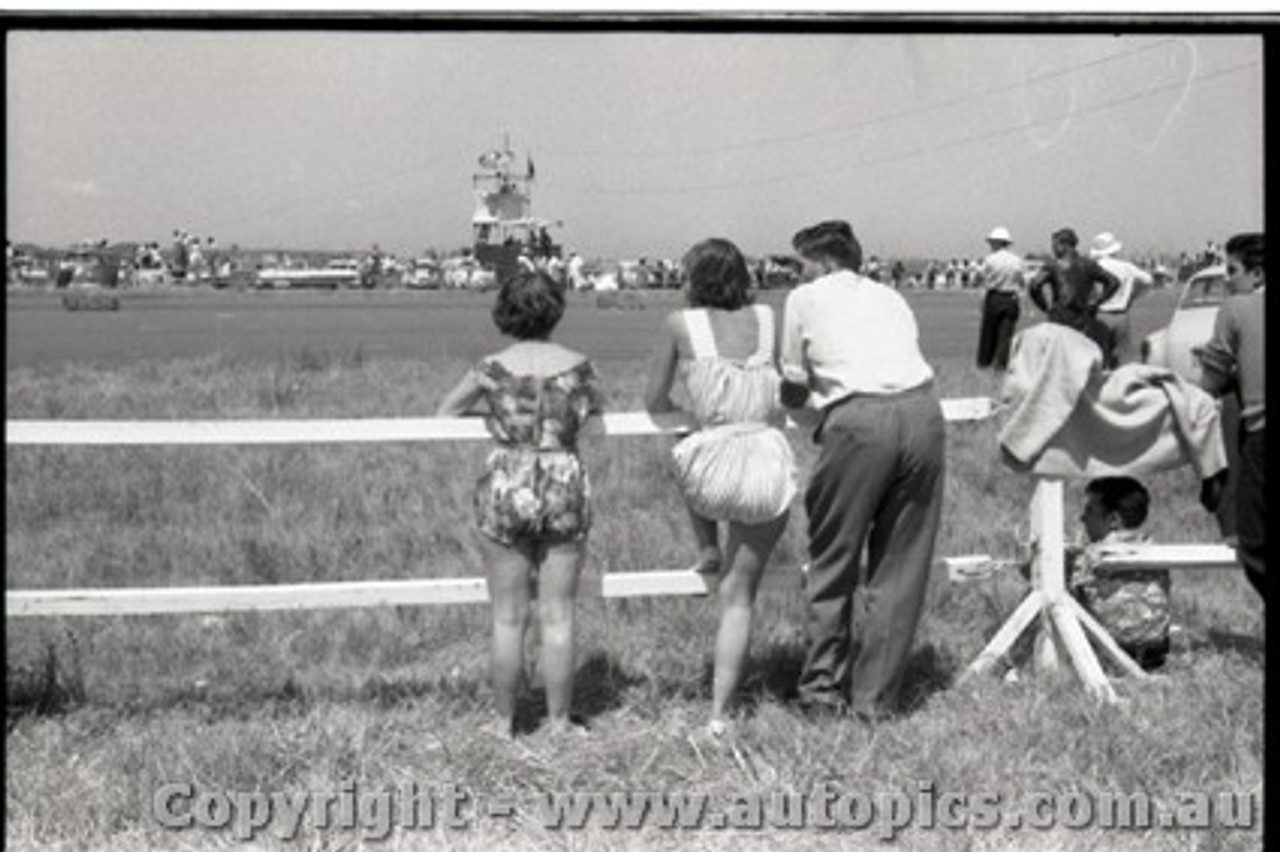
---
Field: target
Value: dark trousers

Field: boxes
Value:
[1214,395,1241,541]
[798,383,946,718]
[1096,311,1132,367]
[976,290,1020,370]
[1237,427,1265,600]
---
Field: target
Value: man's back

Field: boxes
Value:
[980,248,1024,293]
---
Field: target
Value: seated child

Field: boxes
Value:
[1067,476,1172,671]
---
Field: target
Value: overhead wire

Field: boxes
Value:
[557,58,1259,197]
[542,38,1190,160]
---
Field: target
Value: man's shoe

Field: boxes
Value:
[797,696,850,719]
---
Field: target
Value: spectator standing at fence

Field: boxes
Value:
[974,226,1025,371]
[644,238,797,737]
[437,269,603,738]
[1090,232,1153,367]
[780,220,946,722]
[1195,232,1266,602]
[1028,227,1121,362]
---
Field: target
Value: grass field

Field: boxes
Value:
[5,287,1265,851]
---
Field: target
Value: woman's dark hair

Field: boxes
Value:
[682,238,754,310]
[1085,476,1150,529]
[1225,232,1265,272]
[492,269,565,340]
[791,220,862,271]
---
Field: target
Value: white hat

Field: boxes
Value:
[986,226,1013,244]
[1090,232,1123,258]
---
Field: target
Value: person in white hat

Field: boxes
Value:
[1090,231,1153,367]
[974,226,1025,370]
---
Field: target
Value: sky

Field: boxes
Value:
[5,25,1265,261]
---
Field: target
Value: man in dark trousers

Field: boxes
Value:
[974,226,1025,371]
[1028,227,1121,362]
[780,220,946,723]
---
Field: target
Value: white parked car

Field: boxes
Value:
[1139,264,1228,384]
[326,258,364,288]
[404,258,442,289]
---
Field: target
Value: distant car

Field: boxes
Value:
[254,265,357,290]
[404,258,442,289]
[758,255,803,289]
[132,266,168,287]
[326,258,364,288]
[11,258,49,284]
[1139,264,1228,384]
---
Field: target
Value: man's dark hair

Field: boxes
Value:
[792,220,862,272]
[682,238,754,310]
[1085,476,1150,529]
[492,269,565,340]
[1224,232,1265,272]
[1052,228,1079,248]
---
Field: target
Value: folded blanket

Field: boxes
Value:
[999,323,1227,479]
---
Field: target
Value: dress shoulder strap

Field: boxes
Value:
[751,304,775,363]
[683,309,718,359]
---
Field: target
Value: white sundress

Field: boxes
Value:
[671,305,798,525]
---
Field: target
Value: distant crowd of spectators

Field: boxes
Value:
[6,234,1221,294]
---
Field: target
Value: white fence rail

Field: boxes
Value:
[5,398,997,446]
[5,572,729,618]
[0,396,1004,620]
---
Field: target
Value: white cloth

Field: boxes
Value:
[1095,256,1152,313]
[780,269,934,409]
[999,323,1227,479]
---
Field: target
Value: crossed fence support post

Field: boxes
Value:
[959,478,1149,704]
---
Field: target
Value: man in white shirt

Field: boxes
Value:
[566,252,588,291]
[1090,232,1153,366]
[780,220,945,723]
[974,226,1025,371]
